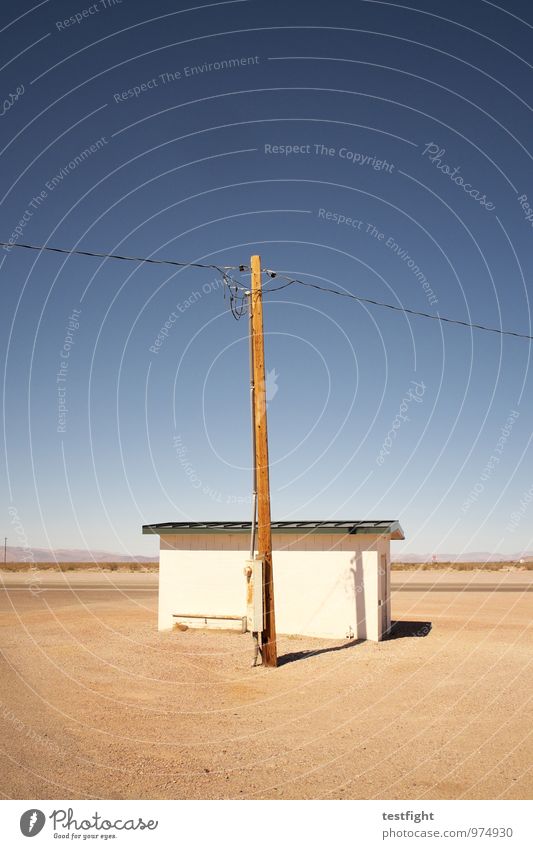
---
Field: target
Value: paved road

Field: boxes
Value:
[1,583,156,591]
[1,576,532,593]
[392,583,532,592]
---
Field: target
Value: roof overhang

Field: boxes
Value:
[143,520,405,540]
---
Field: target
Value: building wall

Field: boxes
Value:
[157,533,391,641]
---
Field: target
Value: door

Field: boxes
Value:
[380,554,390,636]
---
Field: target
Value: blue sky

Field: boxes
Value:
[2,0,533,558]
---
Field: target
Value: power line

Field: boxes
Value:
[2,239,531,340]
[225,275,249,320]
[0,237,249,319]
[262,272,533,342]
[0,240,247,272]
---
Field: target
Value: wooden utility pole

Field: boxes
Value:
[250,255,277,667]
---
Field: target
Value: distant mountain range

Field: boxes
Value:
[2,546,157,563]
[393,551,533,563]
[2,545,532,564]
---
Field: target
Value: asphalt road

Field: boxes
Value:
[1,574,532,593]
[1,584,156,591]
[393,583,532,592]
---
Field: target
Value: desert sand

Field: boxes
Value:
[0,570,531,799]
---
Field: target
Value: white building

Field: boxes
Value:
[144,520,404,642]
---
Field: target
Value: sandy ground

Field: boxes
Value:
[0,570,531,800]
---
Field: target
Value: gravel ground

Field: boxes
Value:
[0,571,531,799]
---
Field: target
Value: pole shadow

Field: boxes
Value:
[277,639,364,666]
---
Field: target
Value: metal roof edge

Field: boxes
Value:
[389,521,405,541]
[143,520,405,538]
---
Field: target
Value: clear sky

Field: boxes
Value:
[1,0,533,559]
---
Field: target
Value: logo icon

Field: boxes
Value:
[20,810,46,837]
[265,368,279,403]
